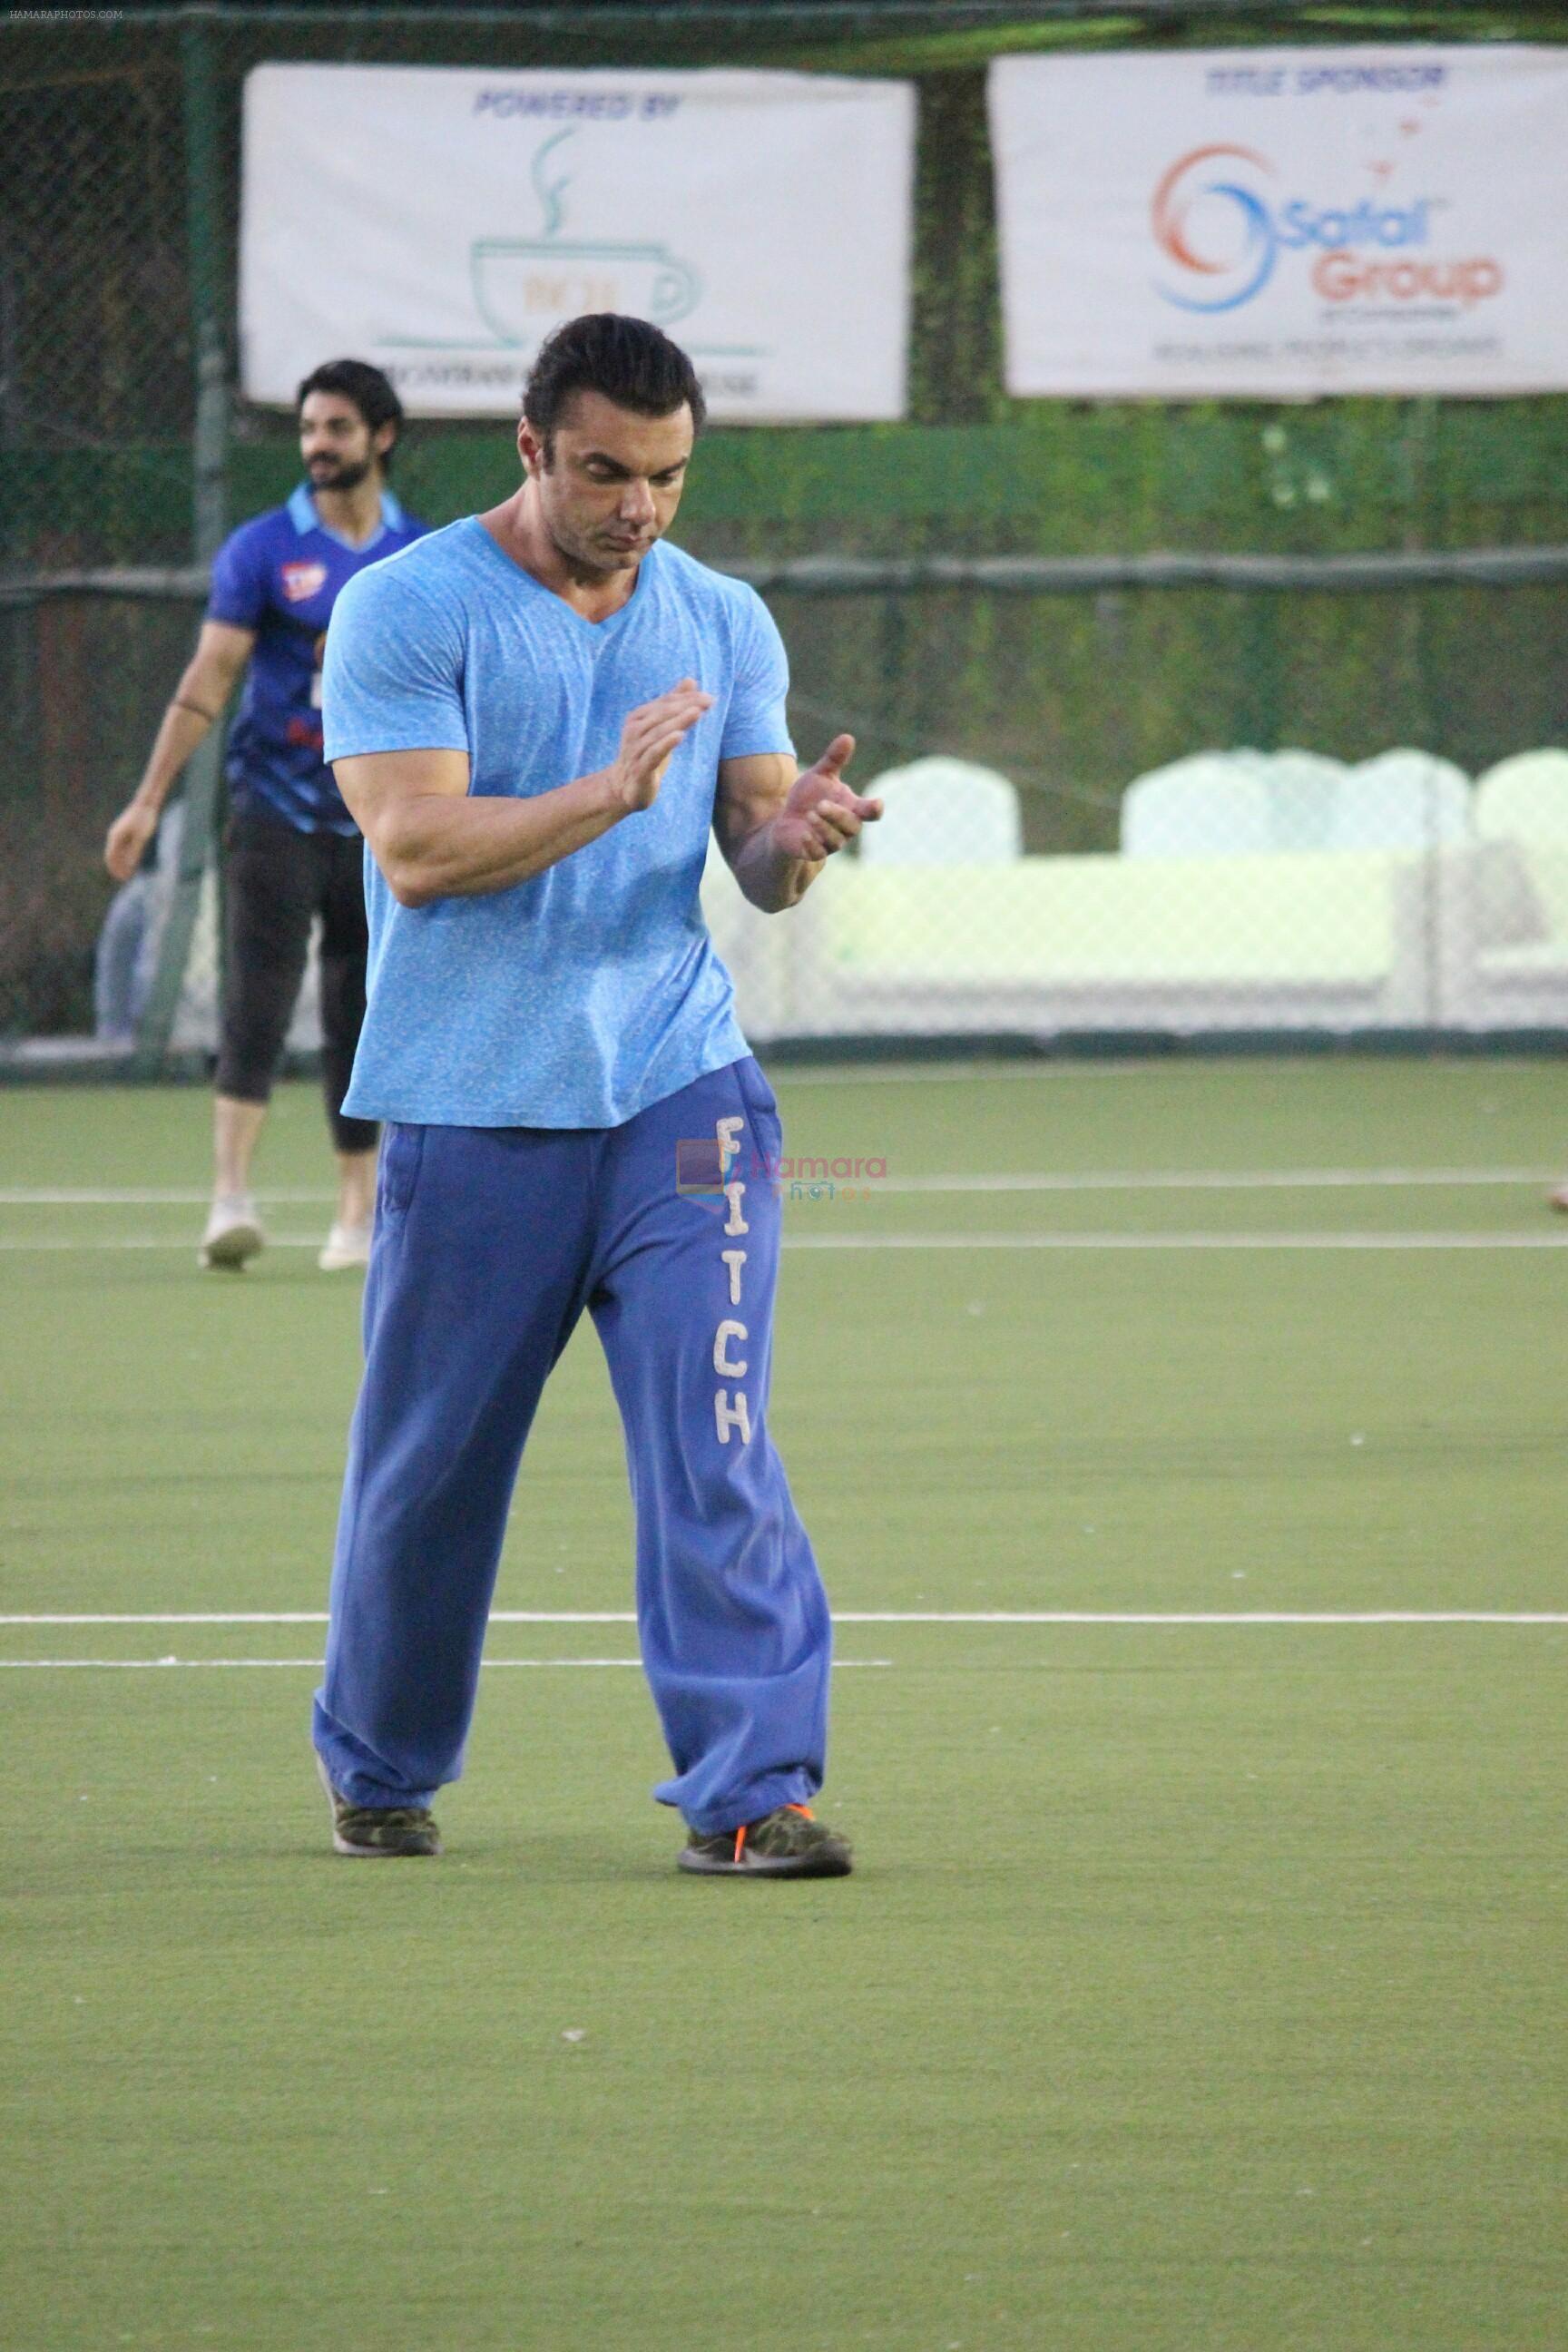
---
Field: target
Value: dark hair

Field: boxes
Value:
[523,313,706,449]
[296,359,405,475]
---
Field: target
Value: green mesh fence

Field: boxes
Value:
[4,2,1568,1053]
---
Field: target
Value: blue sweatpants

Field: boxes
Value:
[311,1055,831,1835]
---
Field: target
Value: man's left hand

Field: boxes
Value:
[770,735,883,863]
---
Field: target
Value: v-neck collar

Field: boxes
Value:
[288,481,404,554]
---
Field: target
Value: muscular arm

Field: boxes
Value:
[715,736,883,913]
[104,621,255,880]
[334,680,712,910]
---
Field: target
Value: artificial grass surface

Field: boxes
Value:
[7,1644,1563,2352]
[3,1063,1566,2348]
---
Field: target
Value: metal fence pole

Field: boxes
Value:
[132,4,230,1076]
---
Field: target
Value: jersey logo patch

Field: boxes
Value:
[280,561,328,603]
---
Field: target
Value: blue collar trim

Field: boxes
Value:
[288,482,406,551]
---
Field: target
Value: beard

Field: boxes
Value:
[309,455,373,492]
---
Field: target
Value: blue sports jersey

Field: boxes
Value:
[206,484,427,834]
[322,520,795,1129]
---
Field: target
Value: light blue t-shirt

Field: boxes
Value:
[322,520,794,1128]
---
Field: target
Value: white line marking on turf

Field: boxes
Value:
[786,1232,1568,1251]
[880,1167,1558,1193]
[5,1230,1568,1255]
[1,1613,344,1624]
[850,1611,1568,1625]
[1,1168,1553,1207]
[5,1611,1562,1628]
[0,1656,894,1671]
[0,1657,639,1670]
[4,1169,1561,1207]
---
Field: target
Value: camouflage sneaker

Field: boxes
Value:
[317,1754,442,1858]
[678,1803,852,1879]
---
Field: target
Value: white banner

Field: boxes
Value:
[240,64,915,422]
[988,46,1568,399]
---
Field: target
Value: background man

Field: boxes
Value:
[313,313,882,1875]
[103,359,426,1271]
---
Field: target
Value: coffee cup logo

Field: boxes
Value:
[467,127,701,348]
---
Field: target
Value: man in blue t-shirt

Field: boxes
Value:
[103,359,426,1272]
[312,314,883,1876]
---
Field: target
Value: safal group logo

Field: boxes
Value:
[1151,143,1503,314]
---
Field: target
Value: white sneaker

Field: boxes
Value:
[199,1194,265,1271]
[318,1219,372,1273]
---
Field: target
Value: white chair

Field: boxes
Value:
[1120,751,1271,858]
[1474,750,1568,843]
[856,757,1023,867]
[1259,750,1352,852]
[1328,750,1473,852]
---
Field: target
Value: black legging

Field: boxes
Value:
[215,804,378,1155]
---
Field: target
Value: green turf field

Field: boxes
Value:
[3,1060,1565,2351]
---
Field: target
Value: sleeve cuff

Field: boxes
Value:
[322,732,472,761]
[720,737,796,762]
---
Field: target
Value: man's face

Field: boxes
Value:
[521,389,694,575]
[299,392,388,493]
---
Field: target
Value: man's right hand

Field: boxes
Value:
[104,801,159,884]
[606,679,713,815]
